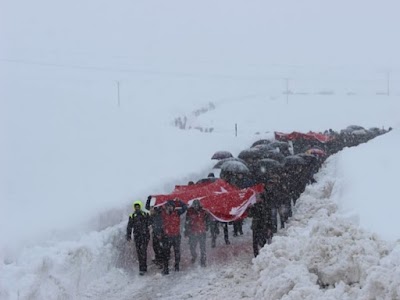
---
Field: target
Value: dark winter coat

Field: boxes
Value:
[145,197,164,235]
[248,201,273,232]
[232,175,257,189]
[263,183,290,209]
[126,210,150,240]
[150,208,164,234]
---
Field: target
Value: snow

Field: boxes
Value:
[253,154,400,299]
[2,1,400,299]
[333,130,400,241]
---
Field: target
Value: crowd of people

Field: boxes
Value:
[126,125,392,275]
[173,102,216,132]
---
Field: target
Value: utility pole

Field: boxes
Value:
[284,78,290,104]
[116,81,120,107]
[386,71,390,96]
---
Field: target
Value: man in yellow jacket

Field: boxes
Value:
[126,200,150,275]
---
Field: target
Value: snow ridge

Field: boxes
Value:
[253,156,400,300]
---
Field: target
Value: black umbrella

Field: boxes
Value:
[252,159,282,174]
[220,161,250,173]
[213,157,247,169]
[341,125,366,135]
[263,151,286,163]
[297,153,318,164]
[251,159,283,184]
[211,151,234,160]
[251,144,274,151]
[284,155,307,166]
[351,129,368,136]
[251,139,272,148]
[269,141,290,153]
[238,148,266,162]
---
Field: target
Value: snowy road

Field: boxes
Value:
[80,224,258,300]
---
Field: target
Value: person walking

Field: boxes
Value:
[248,195,274,257]
[126,200,151,275]
[145,196,164,268]
[160,198,187,275]
[185,199,209,267]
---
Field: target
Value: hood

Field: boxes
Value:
[133,200,143,210]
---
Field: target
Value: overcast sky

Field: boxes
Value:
[1,0,400,72]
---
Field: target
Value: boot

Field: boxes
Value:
[200,259,206,267]
[211,239,216,248]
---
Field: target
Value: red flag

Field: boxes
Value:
[152,180,237,205]
[275,131,333,143]
[151,179,264,222]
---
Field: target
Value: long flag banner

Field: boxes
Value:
[151,179,264,222]
[275,131,333,143]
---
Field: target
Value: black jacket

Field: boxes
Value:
[126,210,150,240]
[145,197,164,235]
[263,184,290,208]
[150,208,164,235]
[248,201,273,231]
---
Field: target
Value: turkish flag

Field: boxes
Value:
[151,179,264,222]
[275,131,333,143]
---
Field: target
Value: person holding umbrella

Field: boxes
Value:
[262,175,281,233]
[126,200,151,275]
[248,194,274,257]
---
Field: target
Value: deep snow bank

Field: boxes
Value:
[253,153,400,299]
[333,129,400,241]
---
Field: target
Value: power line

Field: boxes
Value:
[387,71,391,96]
[0,57,283,82]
